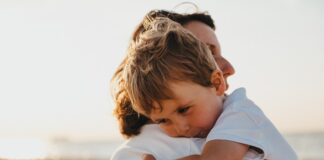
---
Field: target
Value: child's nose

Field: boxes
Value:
[174,119,190,136]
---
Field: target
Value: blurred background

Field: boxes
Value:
[0,0,323,159]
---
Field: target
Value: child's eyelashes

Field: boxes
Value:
[153,106,191,124]
[177,106,191,114]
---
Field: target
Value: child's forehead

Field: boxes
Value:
[134,106,151,117]
[150,99,180,116]
[168,80,200,94]
[154,81,197,104]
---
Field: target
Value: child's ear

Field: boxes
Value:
[210,70,226,96]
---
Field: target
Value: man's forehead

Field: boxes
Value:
[184,21,219,48]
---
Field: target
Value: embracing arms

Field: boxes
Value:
[143,140,248,160]
[177,140,248,160]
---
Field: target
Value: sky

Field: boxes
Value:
[0,0,323,142]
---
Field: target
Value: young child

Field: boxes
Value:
[122,17,297,159]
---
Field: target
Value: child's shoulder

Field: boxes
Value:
[222,87,266,124]
[224,87,249,109]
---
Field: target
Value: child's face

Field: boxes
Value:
[148,81,224,138]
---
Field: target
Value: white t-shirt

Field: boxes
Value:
[111,88,297,160]
[206,88,297,160]
[112,124,204,160]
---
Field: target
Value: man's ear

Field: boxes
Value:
[210,70,226,96]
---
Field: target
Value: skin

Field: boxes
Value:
[142,21,248,160]
[183,21,235,90]
[177,140,248,160]
[148,71,225,138]
[142,70,248,160]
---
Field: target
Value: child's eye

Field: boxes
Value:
[157,119,167,124]
[177,106,190,114]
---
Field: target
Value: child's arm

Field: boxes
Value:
[177,140,249,160]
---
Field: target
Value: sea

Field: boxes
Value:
[0,133,323,160]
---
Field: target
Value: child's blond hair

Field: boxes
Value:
[124,17,218,114]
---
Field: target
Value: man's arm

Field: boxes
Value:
[177,140,249,160]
